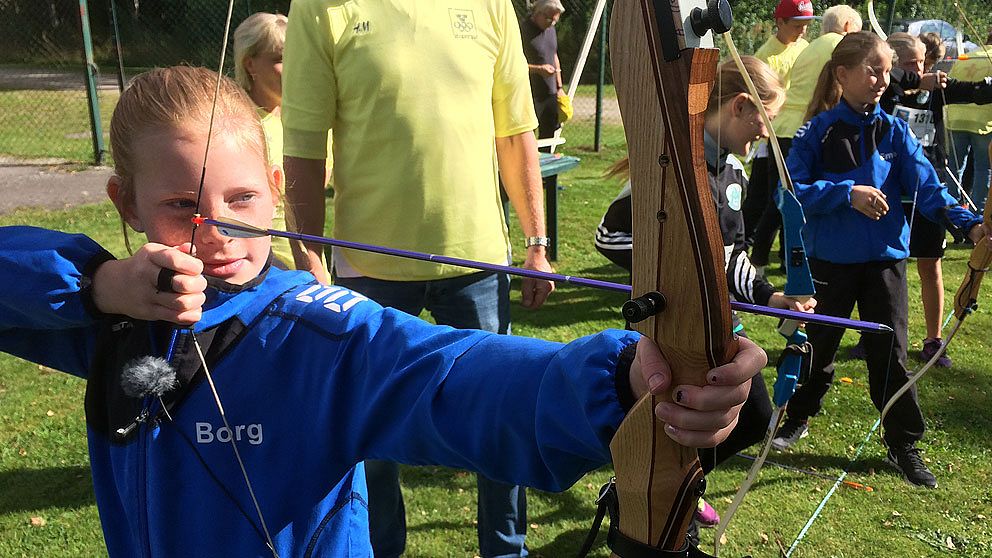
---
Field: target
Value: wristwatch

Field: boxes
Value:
[524,236,551,248]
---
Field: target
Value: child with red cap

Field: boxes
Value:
[755,0,816,83]
[743,0,816,257]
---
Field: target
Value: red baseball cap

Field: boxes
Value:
[774,0,815,19]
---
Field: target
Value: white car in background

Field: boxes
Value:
[893,18,979,69]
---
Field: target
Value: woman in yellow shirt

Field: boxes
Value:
[234,12,332,269]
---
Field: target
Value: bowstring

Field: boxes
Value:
[182,2,279,555]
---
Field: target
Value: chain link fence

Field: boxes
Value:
[2,1,989,163]
[0,0,112,162]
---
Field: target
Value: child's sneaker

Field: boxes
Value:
[771,418,808,451]
[886,443,937,488]
[919,338,951,367]
[694,498,720,528]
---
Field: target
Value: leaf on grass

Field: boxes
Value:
[759,532,769,544]
[892,511,902,517]
[719,533,728,545]
[46,410,54,417]
[29,516,45,527]
[945,536,956,550]
[840,377,853,384]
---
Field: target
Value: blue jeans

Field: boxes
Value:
[949,131,992,212]
[334,271,527,558]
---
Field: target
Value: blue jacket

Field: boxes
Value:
[0,226,638,557]
[787,100,982,264]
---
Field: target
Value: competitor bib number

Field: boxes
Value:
[893,104,936,147]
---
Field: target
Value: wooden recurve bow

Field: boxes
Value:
[604,0,736,556]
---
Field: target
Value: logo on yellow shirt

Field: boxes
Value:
[449,8,477,39]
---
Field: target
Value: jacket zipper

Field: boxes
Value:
[138,409,152,558]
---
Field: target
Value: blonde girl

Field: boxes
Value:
[773,32,988,489]
[233,12,331,269]
[0,66,761,558]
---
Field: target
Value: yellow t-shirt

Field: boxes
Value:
[774,32,844,139]
[258,108,333,269]
[282,0,538,281]
[755,35,809,87]
[945,49,992,135]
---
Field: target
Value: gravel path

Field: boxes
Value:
[0,159,111,216]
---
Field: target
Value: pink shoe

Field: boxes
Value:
[694,498,720,527]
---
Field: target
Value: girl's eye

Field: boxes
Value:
[167,199,197,210]
[231,192,258,206]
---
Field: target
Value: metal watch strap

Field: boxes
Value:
[524,236,551,248]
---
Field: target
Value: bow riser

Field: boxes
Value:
[609,0,737,552]
[952,198,992,319]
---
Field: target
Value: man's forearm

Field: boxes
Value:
[283,156,329,274]
[496,130,555,308]
[496,131,545,240]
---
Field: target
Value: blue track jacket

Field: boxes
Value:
[0,227,639,557]
[787,100,982,264]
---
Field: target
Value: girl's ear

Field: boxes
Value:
[270,163,284,197]
[269,164,284,218]
[834,64,849,88]
[106,175,144,232]
[732,93,750,117]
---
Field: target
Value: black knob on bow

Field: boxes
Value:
[689,0,733,37]
[622,291,667,323]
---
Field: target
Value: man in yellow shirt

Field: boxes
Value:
[743,0,814,250]
[946,32,992,212]
[747,5,862,268]
[281,2,554,557]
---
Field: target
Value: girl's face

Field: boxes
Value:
[725,94,778,156]
[837,46,892,109]
[245,48,283,105]
[110,126,281,285]
[895,45,925,77]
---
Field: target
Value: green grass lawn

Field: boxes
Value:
[1,141,990,557]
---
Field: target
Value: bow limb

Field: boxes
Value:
[608,0,735,555]
[879,166,992,425]
[867,0,888,40]
[712,35,816,556]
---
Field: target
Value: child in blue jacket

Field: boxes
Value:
[0,66,763,557]
[770,32,988,489]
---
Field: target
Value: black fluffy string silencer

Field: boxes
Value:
[121,356,178,398]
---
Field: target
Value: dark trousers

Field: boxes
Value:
[742,154,772,244]
[785,259,925,446]
[744,138,793,266]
